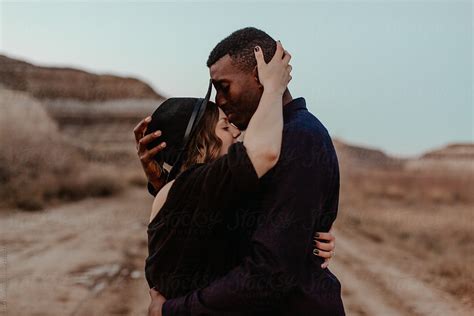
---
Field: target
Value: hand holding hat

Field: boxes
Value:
[134,116,168,192]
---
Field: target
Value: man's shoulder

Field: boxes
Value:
[284,110,331,146]
[280,109,338,167]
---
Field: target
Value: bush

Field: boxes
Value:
[0,87,123,211]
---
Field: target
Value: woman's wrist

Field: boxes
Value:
[261,87,284,98]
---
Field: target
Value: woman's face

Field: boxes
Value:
[215,107,241,156]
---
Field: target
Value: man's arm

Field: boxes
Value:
[162,130,339,315]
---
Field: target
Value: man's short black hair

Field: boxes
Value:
[207,27,277,72]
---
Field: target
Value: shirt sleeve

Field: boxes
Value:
[162,129,340,315]
[167,141,260,212]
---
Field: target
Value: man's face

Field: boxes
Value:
[210,55,262,130]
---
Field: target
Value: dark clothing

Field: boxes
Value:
[154,97,345,315]
[146,141,260,298]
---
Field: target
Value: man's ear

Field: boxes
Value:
[252,66,263,89]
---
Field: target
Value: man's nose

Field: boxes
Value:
[215,92,227,108]
[230,124,241,139]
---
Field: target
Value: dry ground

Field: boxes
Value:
[1,185,472,315]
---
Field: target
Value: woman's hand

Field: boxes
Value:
[312,226,336,269]
[254,40,292,95]
[134,116,168,192]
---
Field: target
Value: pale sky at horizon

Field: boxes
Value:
[1,0,472,157]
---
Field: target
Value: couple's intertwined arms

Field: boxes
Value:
[163,128,341,315]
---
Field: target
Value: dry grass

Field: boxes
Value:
[0,87,124,211]
[343,168,474,205]
[338,164,474,306]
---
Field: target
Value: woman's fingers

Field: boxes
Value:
[274,40,284,60]
[314,239,334,252]
[254,46,265,68]
[315,231,335,243]
[313,248,334,259]
[133,116,152,143]
[283,50,292,62]
[146,142,167,160]
[283,51,292,64]
[313,230,336,263]
[137,130,162,153]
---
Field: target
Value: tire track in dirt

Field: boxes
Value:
[2,188,471,315]
[1,187,153,316]
[330,229,471,316]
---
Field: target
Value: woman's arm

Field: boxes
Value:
[149,180,175,223]
[243,41,292,178]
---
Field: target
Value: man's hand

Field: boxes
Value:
[134,116,167,191]
[148,288,166,316]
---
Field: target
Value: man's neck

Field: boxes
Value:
[239,89,294,138]
[282,89,293,106]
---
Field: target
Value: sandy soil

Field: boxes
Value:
[1,187,471,316]
[331,229,471,316]
[0,188,152,316]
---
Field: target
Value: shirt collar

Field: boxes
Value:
[239,98,306,139]
[283,97,307,117]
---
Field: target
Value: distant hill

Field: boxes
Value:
[332,138,403,169]
[0,54,164,101]
[421,143,474,160]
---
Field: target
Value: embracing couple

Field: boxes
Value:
[133,27,345,316]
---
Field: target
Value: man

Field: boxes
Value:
[136,27,344,315]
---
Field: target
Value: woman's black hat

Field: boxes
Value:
[145,80,212,182]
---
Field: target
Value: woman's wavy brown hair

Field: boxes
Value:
[179,101,223,172]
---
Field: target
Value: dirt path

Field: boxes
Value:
[330,228,471,316]
[1,187,152,316]
[1,188,471,315]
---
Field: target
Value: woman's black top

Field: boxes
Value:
[145,142,260,299]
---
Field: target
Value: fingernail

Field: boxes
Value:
[161,142,166,148]
[313,249,319,255]
[154,131,161,136]
[315,232,320,238]
[254,46,259,52]
[145,116,151,122]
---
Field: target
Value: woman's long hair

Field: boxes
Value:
[179,102,223,172]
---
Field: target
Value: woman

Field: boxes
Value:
[143,43,336,300]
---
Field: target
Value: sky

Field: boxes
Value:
[1,0,472,157]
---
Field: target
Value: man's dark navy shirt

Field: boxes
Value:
[158,97,345,315]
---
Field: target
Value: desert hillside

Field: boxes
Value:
[333,139,403,169]
[0,54,164,101]
[422,143,474,160]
